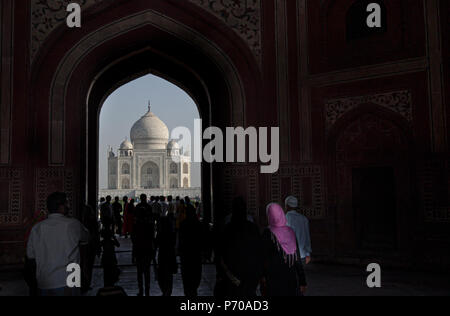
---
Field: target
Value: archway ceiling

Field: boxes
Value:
[30,0,262,63]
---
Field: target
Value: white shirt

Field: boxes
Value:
[286,211,312,259]
[27,214,89,290]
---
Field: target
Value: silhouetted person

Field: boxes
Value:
[218,197,263,297]
[100,196,113,231]
[112,196,123,236]
[184,196,191,206]
[81,204,100,293]
[26,192,89,296]
[123,197,134,238]
[157,215,177,296]
[100,229,120,288]
[285,196,312,265]
[261,203,307,297]
[133,194,155,296]
[179,204,203,296]
[24,209,47,296]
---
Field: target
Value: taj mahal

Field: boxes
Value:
[99,104,201,200]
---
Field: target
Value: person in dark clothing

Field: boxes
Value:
[100,229,120,288]
[81,204,100,293]
[125,199,136,264]
[218,197,264,297]
[122,197,133,238]
[112,197,123,236]
[261,203,307,297]
[179,204,203,297]
[100,196,114,231]
[156,215,177,296]
[133,194,155,296]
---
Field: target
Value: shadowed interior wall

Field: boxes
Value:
[0,0,448,270]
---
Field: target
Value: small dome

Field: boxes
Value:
[167,140,180,150]
[130,105,169,150]
[120,139,133,150]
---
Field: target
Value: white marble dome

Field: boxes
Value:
[120,139,133,150]
[167,140,180,150]
[130,106,169,150]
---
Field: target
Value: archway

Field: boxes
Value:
[31,0,262,223]
[327,105,414,259]
[170,163,178,175]
[141,161,160,189]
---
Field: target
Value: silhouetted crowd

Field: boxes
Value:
[24,192,312,297]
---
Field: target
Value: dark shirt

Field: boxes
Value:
[179,217,203,264]
[262,228,307,296]
[133,202,155,259]
[112,202,122,223]
[220,220,264,296]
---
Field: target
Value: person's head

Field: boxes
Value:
[130,199,135,205]
[47,192,68,214]
[115,196,120,202]
[140,194,147,203]
[284,196,299,213]
[123,196,128,203]
[232,196,247,223]
[266,203,287,228]
[106,196,112,203]
[155,196,159,202]
[176,196,180,201]
[160,196,165,202]
[180,199,185,206]
[186,204,196,219]
[100,197,105,203]
[168,196,173,203]
[101,229,113,240]
[184,196,191,204]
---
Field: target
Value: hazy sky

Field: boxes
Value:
[99,74,201,189]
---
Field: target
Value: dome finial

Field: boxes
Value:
[148,100,151,113]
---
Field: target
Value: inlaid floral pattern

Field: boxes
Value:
[31,0,262,63]
[325,90,413,131]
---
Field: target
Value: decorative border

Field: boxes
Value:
[325,90,413,131]
[30,0,102,62]
[188,0,261,62]
[419,158,450,223]
[31,0,261,63]
[223,164,259,220]
[0,168,22,225]
[0,0,14,165]
[36,168,75,216]
[271,165,325,219]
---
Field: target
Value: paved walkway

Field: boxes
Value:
[1,237,449,296]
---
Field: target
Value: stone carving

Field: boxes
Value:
[0,169,22,226]
[223,164,259,220]
[31,0,261,63]
[271,165,325,219]
[36,168,75,216]
[188,0,262,61]
[31,0,102,61]
[419,158,450,223]
[325,90,413,131]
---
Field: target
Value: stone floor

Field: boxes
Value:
[1,237,449,296]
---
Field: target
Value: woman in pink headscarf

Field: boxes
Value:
[261,203,307,296]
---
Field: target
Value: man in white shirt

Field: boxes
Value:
[27,192,89,296]
[285,196,312,265]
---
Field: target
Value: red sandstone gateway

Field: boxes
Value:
[0,0,449,297]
